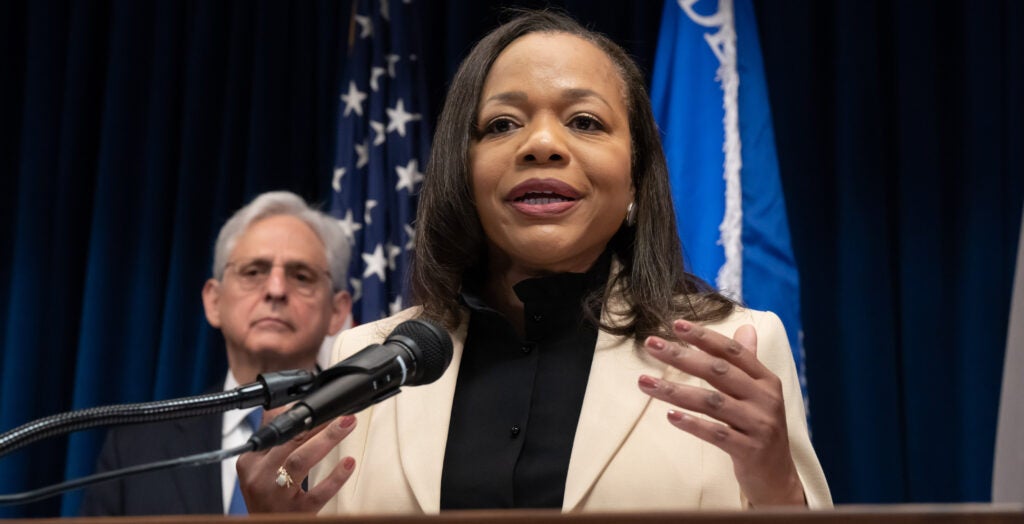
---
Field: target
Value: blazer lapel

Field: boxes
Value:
[394,314,469,513]
[562,327,665,510]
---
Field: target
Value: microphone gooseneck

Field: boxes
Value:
[0,370,315,459]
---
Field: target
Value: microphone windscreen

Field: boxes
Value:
[391,319,453,385]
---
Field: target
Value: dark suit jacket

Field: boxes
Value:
[79,412,224,515]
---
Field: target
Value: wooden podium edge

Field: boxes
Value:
[12,503,1024,524]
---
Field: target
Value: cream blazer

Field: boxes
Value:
[311,306,832,514]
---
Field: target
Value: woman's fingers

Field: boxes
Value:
[732,324,757,358]
[305,455,357,508]
[642,334,758,401]
[638,374,761,436]
[671,320,769,380]
[279,415,357,490]
[637,319,804,506]
[664,408,757,458]
[237,413,358,513]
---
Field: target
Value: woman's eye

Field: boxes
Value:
[483,118,518,135]
[569,115,603,131]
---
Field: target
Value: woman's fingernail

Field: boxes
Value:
[638,375,659,390]
[339,415,356,429]
[343,457,355,470]
[646,337,666,351]
[668,410,689,423]
[674,320,692,333]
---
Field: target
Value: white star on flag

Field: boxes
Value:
[364,200,378,225]
[341,81,367,117]
[336,210,363,242]
[361,244,388,281]
[349,277,363,302]
[389,295,404,316]
[386,99,421,137]
[332,168,346,192]
[404,223,416,250]
[395,159,423,192]
[370,67,386,91]
[385,54,400,77]
[354,15,373,38]
[386,242,402,270]
[355,140,369,169]
[370,120,386,146]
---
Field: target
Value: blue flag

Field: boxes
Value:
[651,0,807,400]
[330,0,431,323]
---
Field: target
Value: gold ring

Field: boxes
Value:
[275,466,294,488]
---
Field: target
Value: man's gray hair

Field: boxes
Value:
[212,191,350,293]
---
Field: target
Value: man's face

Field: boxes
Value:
[202,215,349,374]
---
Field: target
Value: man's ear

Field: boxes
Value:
[202,279,223,328]
[328,290,353,335]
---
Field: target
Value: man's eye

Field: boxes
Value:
[239,266,264,277]
[569,115,603,131]
[292,270,315,283]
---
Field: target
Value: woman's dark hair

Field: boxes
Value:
[411,9,734,339]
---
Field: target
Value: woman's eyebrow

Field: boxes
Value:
[562,87,611,109]
[481,90,528,105]
[482,88,612,109]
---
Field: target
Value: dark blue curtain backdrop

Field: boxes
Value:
[756,1,1023,503]
[0,0,1020,517]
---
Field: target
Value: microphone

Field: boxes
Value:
[249,318,453,451]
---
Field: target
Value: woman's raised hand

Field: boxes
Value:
[236,410,358,513]
[637,319,805,506]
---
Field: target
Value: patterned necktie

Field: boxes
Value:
[227,409,263,515]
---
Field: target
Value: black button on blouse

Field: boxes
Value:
[440,254,609,510]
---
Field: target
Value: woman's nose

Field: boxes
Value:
[519,117,568,164]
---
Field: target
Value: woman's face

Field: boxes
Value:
[470,32,633,276]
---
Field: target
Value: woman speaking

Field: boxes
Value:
[238,9,830,513]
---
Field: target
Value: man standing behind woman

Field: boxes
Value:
[81,191,352,515]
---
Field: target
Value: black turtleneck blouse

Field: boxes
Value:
[440,255,610,510]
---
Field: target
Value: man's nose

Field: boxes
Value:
[264,266,288,298]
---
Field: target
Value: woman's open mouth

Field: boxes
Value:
[515,191,576,205]
[506,179,581,216]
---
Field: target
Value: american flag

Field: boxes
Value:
[330,0,430,324]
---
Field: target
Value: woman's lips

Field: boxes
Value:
[506,179,581,216]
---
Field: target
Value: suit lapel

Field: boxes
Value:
[165,414,223,514]
[394,314,469,513]
[562,327,665,510]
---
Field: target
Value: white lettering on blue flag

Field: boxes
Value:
[652,0,808,405]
